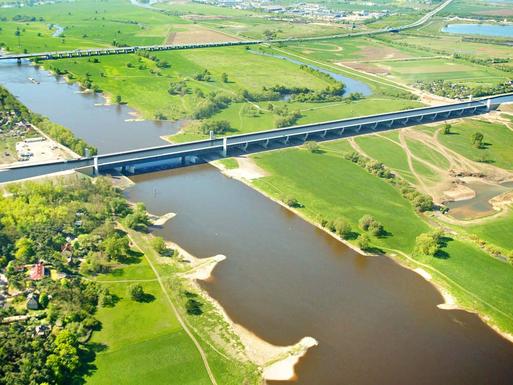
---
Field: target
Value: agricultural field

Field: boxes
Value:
[440,0,513,19]
[0,0,187,52]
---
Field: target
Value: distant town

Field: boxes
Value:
[193,0,390,23]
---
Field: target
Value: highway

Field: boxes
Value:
[1,92,510,184]
[0,0,454,62]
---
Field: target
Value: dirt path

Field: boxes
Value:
[398,129,431,194]
[125,229,219,385]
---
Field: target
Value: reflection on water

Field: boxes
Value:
[126,165,513,385]
[446,181,513,220]
[0,60,183,153]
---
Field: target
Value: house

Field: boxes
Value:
[35,324,50,336]
[30,262,45,280]
[26,293,39,310]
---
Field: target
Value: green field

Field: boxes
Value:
[86,228,259,385]
[249,139,513,335]
[0,0,187,52]
[467,211,513,251]
[438,119,513,170]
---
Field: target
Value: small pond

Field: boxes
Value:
[442,23,513,38]
[445,181,513,220]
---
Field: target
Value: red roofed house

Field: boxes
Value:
[30,262,45,280]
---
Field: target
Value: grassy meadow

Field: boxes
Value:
[248,134,513,335]
[86,227,259,385]
[438,119,513,170]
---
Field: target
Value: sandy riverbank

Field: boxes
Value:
[157,227,319,382]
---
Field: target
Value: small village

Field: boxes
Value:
[193,0,390,23]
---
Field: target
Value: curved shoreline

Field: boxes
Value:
[211,156,513,346]
[160,231,319,382]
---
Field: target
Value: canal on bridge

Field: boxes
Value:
[2,60,513,385]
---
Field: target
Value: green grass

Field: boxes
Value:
[381,57,510,86]
[437,119,513,170]
[0,0,188,53]
[467,211,513,251]
[405,137,450,169]
[216,158,239,170]
[86,230,259,385]
[250,140,513,335]
[50,46,334,121]
[252,146,430,252]
[354,134,417,184]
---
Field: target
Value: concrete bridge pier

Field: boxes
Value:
[240,142,249,152]
[320,130,328,138]
[93,156,99,175]
[282,135,290,144]
[302,133,309,141]
[180,156,186,166]
[337,128,345,136]
[385,120,394,128]
[354,124,362,132]
[371,122,378,130]
[262,139,270,148]
[222,137,228,157]
[487,99,491,110]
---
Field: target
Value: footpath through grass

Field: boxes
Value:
[86,226,259,385]
[250,141,513,335]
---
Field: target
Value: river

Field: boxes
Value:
[2,62,513,384]
[0,60,182,153]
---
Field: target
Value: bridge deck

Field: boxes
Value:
[1,92,511,184]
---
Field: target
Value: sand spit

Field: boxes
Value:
[164,221,319,382]
[151,212,176,226]
[214,156,269,180]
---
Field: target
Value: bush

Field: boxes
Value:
[357,234,371,250]
[199,120,231,135]
[283,195,301,208]
[128,284,145,302]
[304,141,320,153]
[414,230,444,257]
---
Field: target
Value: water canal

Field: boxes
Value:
[1,61,513,384]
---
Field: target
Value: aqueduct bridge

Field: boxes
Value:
[0,93,511,184]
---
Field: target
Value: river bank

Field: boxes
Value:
[123,184,318,383]
[211,155,513,346]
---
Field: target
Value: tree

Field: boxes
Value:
[102,234,130,261]
[357,234,370,250]
[14,237,36,263]
[443,123,451,135]
[414,230,444,257]
[151,236,172,256]
[115,95,122,104]
[128,284,145,302]
[221,72,228,83]
[334,218,352,239]
[200,120,231,135]
[413,194,433,212]
[471,131,484,148]
[304,141,320,153]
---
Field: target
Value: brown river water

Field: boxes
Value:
[2,61,513,384]
[127,166,513,385]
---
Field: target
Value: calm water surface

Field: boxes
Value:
[442,23,513,38]
[446,181,513,219]
[0,60,182,153]
[2,62,513,384]
[127,166,513,385]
